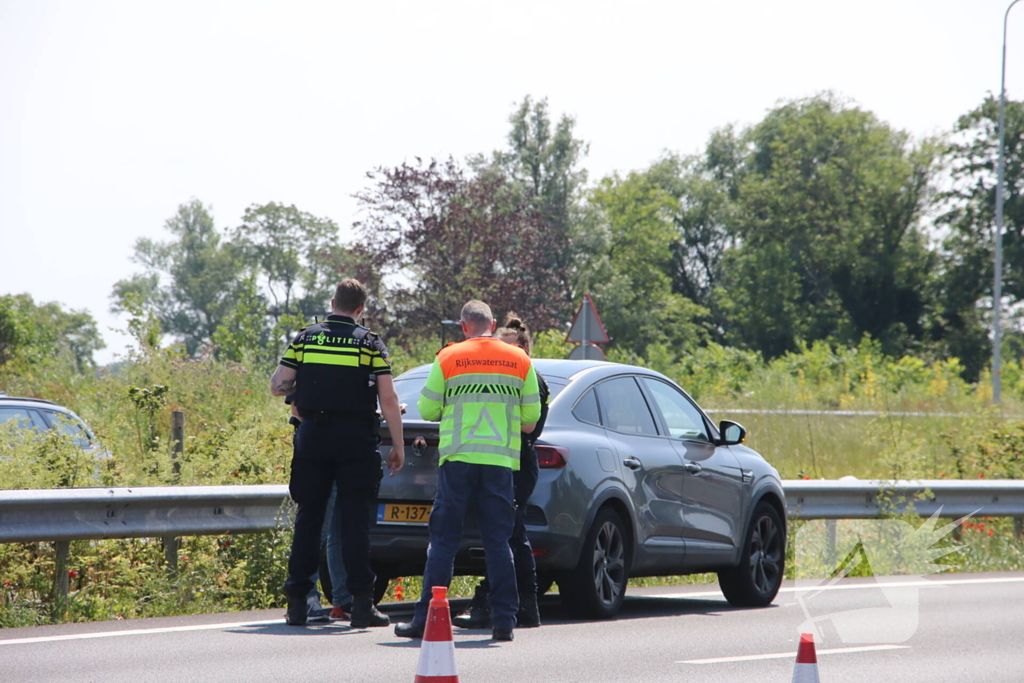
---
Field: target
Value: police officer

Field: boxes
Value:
[270,278,404,627]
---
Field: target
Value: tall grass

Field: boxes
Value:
[2,333,1024,626]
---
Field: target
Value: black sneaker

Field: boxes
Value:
[492,627,514,641]
[394,621,426,638]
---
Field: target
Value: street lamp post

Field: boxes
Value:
[994,0,1022,404]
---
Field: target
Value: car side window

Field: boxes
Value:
[642,378,710,442]
[572,388,601,426]
[595,377,659,436]
[43,411,92,448]
[0,407,43,431]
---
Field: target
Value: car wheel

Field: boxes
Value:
[560,508,630,619]
[718,501,785,607]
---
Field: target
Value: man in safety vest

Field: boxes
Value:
[394,300,541,642]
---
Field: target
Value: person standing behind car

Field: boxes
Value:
[269,278,404,627]
[453,313,549,629]
[394,300,541,642]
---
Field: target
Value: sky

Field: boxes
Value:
[1,0,1022,365]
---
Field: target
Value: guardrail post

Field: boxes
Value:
[171,410,185,480]
[52,540,70,603]
[163,536,179,575]
[825,519,838,568]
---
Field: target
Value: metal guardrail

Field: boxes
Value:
[784,479,1024,520]
[705,408,1024,418]
[0,485,291,544]
[2,480,1024,544]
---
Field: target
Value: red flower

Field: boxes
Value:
[978,473,986,478]
[68,569,78,579]
[803,476,811,480]
[987,530,994,537]
[939,473,946,478]
[2,580,12,586]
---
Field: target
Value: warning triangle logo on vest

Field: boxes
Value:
[467,407,503,442]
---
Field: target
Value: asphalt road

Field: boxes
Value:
[2,571,1022,683]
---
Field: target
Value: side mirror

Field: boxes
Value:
[718,420,746,446]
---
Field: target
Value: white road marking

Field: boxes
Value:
[0,619,283,647]
[3,575,1022,648]
[678,644,909,664]
[656,575,1024,600]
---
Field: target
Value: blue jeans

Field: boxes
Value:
[306,485,352,608]
[415,461,518,629]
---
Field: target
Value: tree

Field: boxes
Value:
[0,294,104,372]
[936,96,1024,378]
[231,202,346,320]
[589,168,709,358]
[353,157,564,337]
[111,199,243,355]
[476,96,591,316]
[717,94,938,359]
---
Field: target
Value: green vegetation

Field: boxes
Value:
[3,92,1024,625]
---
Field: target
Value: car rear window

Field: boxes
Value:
[393,372,564,421]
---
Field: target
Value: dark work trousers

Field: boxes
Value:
[415,460,517,629]
[481,444,538,594]
[284,418,382,600]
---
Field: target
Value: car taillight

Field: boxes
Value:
[536,445,569,468]
[531,548,548,557]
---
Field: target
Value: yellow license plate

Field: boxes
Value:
[377,503,433,525]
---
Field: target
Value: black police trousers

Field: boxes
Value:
[284,418,382,599]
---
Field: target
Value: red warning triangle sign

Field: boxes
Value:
[565,294,610,344]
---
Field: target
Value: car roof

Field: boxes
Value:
[0,395,71,411]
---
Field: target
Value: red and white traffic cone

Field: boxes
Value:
[413,586,459,683]
[791,633,820,683]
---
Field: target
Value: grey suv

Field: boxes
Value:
[370,359,787,618]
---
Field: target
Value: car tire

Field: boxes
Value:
[717,501,785,607]
[559,508,630,619]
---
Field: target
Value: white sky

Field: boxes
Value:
[1,0,1022,365]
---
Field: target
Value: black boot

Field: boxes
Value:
[516,590,541,628]
[452,584,492,629]
[284,595,307,626]
[350,590,390,628]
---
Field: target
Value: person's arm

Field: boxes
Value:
[520,363,541,434]
[417,359,445,422]
[270,365,297,396]
[377,374,404,476]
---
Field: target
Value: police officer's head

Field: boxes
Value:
[331,279,368,317]
[460,300,496,337]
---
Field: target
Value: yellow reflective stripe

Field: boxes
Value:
[301,352,361,367]
[304,345,360,354]
[371,357,390,368]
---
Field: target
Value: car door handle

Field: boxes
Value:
[683,461,703,474]
[623,456,642,471]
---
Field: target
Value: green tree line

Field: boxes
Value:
[2,92,1022,382]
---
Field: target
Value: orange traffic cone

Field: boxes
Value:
[791,633,821,683]
[413,586,460,683]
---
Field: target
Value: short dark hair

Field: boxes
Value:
[333,279,368,313]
